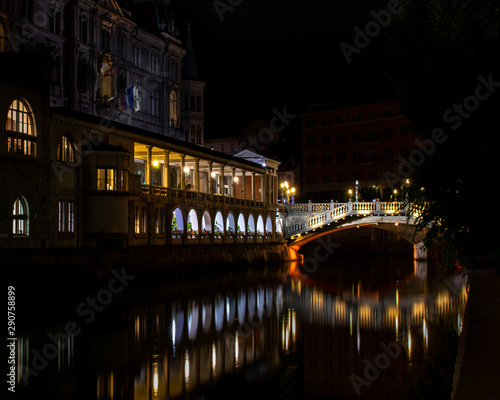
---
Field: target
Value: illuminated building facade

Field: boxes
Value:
[0,3,282,252]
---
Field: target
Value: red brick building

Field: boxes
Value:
[301,100,416,200]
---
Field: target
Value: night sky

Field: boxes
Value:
[169,0,394,138]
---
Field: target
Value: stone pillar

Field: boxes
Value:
[219,164,225,196]
[241,170,246,200]
[146,145,152,185]
[231,167,236,198]
[195,158,200,192]
[163,150,170,188]
[180,154,186,190]
[208,162,213,194]
[414,242,428,260]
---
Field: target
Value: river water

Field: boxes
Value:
[15,256,467,400]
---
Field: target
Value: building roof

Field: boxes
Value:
[52,107,270,173]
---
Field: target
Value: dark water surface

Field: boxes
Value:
[14,257,467,400]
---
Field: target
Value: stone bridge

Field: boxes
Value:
[282,201,429,260]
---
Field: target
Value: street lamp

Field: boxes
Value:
[355,180,359,202]
[280,181,289,203]
[290,187,296,204]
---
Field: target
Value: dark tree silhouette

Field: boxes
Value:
[383,0,500,267]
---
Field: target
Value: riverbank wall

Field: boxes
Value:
[4,243,294,279]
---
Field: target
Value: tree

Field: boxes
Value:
[383,0,500,267]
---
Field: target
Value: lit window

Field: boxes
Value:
[134,205,147,234]
[58,200,75,233]
[68,201,75,232]
[135,206,140,234]
[6,99,37,157]
[97,168,115,191]
[57,136,76,163]
[13,197,28,236]
[155,208,165,234]
[58,200,66,232]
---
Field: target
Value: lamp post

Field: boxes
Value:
[355,180,359,202]
[290,187,296,204]
[280,181,289,203]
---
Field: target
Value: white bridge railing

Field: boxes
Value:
[284,201,408,238]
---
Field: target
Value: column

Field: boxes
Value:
[180,154,186,190]
[208,162,213,194]
[241,170,246,200]
[163,150,170,188]
[146,145,152,185]
[219,164,225,196]
[231,167,236,198]
[195,158,200,192]
[251,173,256,201]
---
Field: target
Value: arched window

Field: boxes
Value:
[196,96,202,112]
[190,125,195,143]
[100,55,114,102]
[12,197,29,236]
[190,95,195,111]
[169,91,178,123]
[57,136,76,163]
[51,57,61,87]
[196,125,202,144]
[6,99,37,157]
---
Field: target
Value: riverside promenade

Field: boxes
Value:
[452,267,500,400]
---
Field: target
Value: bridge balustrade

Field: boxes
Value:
[284,201,408,238]
[311,203,331,212]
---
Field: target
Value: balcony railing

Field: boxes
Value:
[141,184,268,208]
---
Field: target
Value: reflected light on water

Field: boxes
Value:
[184,350,190,385]
[153,364,159,396]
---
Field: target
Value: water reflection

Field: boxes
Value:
[16,258,467,400]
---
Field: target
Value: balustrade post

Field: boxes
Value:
[308,200,312,212]
[347,199,353,214]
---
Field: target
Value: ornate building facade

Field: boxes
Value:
[0,0,203,141]
[0,1,283,252]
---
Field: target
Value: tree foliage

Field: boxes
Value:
[383,0,500,267]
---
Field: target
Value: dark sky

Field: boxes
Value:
[169,0,394,138]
